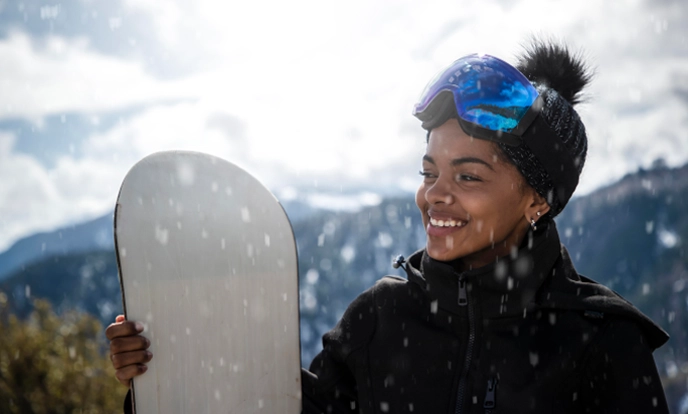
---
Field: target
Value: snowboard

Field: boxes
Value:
[114,151,302,413]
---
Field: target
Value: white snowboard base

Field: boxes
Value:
[115,151,301,413]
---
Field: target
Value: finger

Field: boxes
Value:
[116,314,125,323]
[115,364,148,387]
[110,335,151,355]
[106,320,144,341]
[111,349,153,370]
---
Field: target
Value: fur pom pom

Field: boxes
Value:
[516,38,593,106]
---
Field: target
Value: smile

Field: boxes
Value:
[429,217,468,228]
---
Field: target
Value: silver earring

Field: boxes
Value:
[530,218,537,231]
[536,211,541,217]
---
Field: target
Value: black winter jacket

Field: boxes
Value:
[301,221,670,414]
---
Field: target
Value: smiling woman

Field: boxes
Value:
[297,39,670,413]
[107,38,671,414]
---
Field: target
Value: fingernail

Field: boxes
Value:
[146,351,153,358]
[135,322,144,332]
[141,365,148,372]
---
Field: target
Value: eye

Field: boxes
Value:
[419,170,436,179]
[456,173,481,182]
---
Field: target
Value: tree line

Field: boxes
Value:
[0,291,126,413]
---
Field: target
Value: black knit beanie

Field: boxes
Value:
[421,40,592,217]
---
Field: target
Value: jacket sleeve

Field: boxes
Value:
[579,318,669,413]
[301,286,377,414]
[123,389,132,414]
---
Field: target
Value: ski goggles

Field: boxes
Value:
[412,54,544,146]
[413,53,582,208]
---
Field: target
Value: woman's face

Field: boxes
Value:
[415,118,544,268]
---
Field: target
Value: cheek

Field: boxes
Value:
[465,191,519,228]
[415,184,426,215]
[415,186,431,228]
[476,191,526,230]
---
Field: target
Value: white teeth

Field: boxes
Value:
[430,217,465,227]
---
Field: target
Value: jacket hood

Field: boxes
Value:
[403,221,669,350]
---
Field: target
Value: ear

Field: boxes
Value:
[524,188,551,225]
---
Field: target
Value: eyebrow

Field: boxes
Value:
[422,155,495,171]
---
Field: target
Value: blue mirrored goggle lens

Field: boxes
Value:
[413,54,539,135]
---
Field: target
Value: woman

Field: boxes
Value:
[108,40,670,413]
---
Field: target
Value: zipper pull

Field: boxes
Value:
[392,255,407,271]
[458,278,468,306]
[483,377,498,411]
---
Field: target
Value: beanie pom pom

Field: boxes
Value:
[515,38,593,106]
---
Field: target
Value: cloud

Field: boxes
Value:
[0,133,82,252]
[0,102,242,251]
[1,0,687,252]
[0,31,195,121]
[0,94,423,251]
[577,56,688,194]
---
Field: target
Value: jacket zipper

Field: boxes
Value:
[454,276,475,414]
[458,277,468,306]
[483,377,498,413]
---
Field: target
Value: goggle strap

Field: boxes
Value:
[522,116,579,207]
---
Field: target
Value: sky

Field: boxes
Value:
[0,0,686,252]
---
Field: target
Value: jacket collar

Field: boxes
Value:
[405,220,562,318]
[403,221,670,349]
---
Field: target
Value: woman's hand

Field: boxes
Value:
[106,314,153,387]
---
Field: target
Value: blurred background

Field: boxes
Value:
[0,0,686,412]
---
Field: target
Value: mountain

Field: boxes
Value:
[0,250,121,323]
[0,190,368,281]
[1,162,687,411]
[0,215,114,282]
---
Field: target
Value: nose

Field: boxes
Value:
[424,175,454,205]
